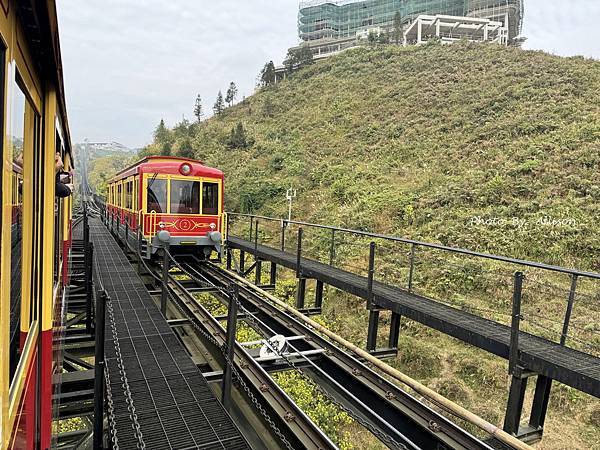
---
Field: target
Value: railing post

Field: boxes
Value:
[366,242,378,352]
[254,220,259,254]
[367,242,376,307]
[249,215,254,243]
[222,284,239,410]
[296,227,303,278]
[93,291,107,449]
[329,229,336,267]
[125,219,129,251]
[161,243,170,316]
[137,228,143,274]
[280,220,286,252]
[408,244,416,292]
[226,248,232,270]
[509,271,524,374]
[560,274,578,346]
[226,213,231,242]
[239,250,245,273]
[295,227,306,309]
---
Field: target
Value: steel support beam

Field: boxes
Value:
[529,375,552,430]
[296,277,307,310]
[366,309,380,352]
[314,279,324,309]
[389,312,401,349]
[255,260,262,285]
[503,369,529,435]
[270,262,277,285]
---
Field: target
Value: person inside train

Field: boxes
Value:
[55,152,74,198]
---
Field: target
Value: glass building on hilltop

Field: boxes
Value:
[297,0,523,54]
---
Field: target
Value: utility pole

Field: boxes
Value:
[286,188,297,222]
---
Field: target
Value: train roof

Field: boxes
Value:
[109,156,223,182]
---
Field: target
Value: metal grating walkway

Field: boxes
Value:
[228,236,600,398]
[91,218,250,449]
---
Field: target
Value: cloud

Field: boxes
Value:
[522,0,600,59]
[58,0,299,147]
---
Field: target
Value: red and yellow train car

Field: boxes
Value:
[106,156,226,259]
[0,1,74,449]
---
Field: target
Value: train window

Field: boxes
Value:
[125,180,132,210]
[54,131,63,283]
[117,183,122,207]
[133,176,138,211]
[147,177,167,213]
[170,180,200,215]
[10,78,26,383]
[202,182,219,215]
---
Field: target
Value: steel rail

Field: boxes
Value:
[197,262,496,450]
[227,212,600,280]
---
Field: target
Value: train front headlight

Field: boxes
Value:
[179,163,192,176]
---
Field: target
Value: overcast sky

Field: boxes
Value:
[57,0,600,149]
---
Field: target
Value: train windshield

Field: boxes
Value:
[170,180,200,214]
[147,177,167,213]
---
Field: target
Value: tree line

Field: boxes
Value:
[192,81,239,123]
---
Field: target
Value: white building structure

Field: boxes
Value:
[403,14,508,46]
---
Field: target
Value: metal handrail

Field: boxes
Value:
[148,210,157,240]
[227,212,600,280]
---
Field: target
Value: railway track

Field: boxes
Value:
[160,255,495,450]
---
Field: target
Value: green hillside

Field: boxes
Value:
[151,42,600,270]
[138,42,600,448]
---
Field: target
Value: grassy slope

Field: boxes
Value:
[197,42,599,271]
[186,43,599,447]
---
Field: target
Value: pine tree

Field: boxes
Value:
[393,11,403,45]
[193,94,203,122]
[213,91,224,116]
[227,122,249,149]
[262,94,274,117]
[260,61,276,86]
[154,119,169,143]
[154,119,172,155]
[225,82,238,107]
